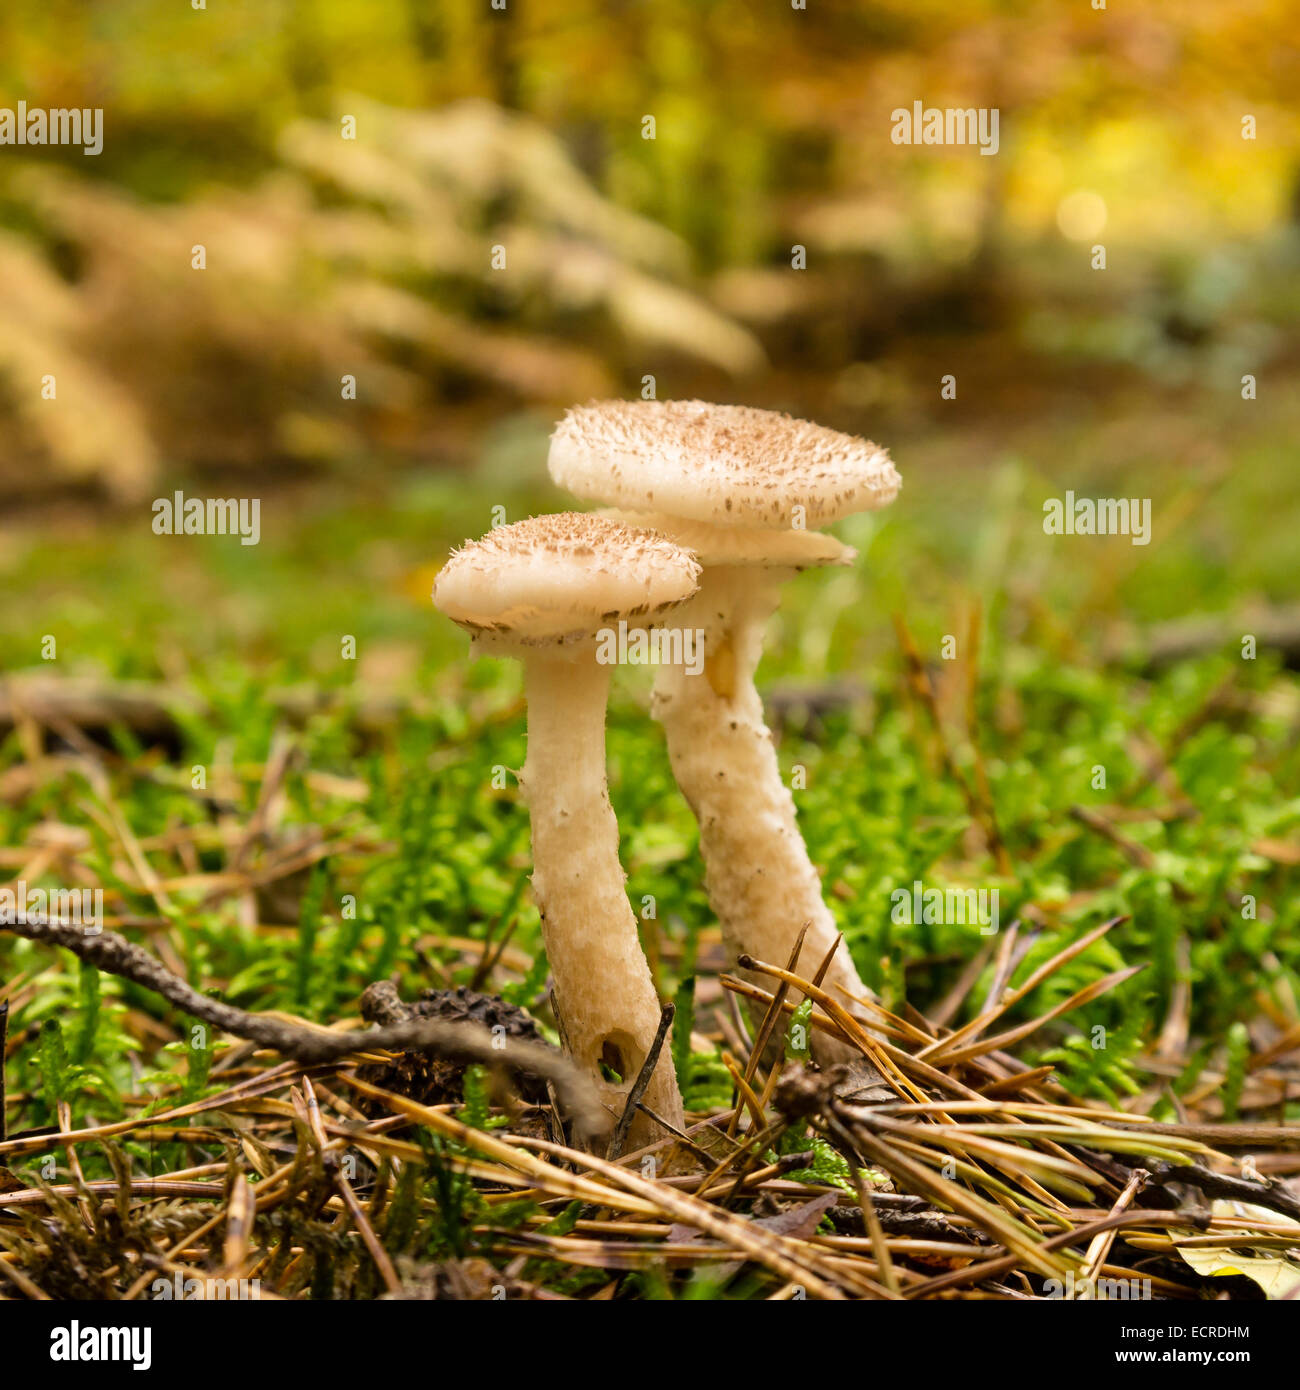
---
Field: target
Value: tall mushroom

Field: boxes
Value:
[433,513,698,1146]
[548,401,900,1066]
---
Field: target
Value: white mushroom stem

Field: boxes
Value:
[652,566,877,1061]
[518,650,684,1147]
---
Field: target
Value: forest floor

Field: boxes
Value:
[1,384,1298,1300]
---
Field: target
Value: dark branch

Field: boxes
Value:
[2,916,602,1131]
[1145,1159,1300,1224]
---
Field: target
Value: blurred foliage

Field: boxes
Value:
[0,1,1297,496]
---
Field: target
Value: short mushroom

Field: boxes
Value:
[548,401,900,1064]
[433,512,698,1146]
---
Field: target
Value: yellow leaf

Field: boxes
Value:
[1175,1201,1300,1300]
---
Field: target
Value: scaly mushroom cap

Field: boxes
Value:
[549,400,900,529]
[598,509,856,570]
[433,512,701,647]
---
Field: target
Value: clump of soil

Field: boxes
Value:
[355,981,554,1112]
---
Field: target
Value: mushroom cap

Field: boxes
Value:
[599,509,856,570]
[433,512,701,647]
[549,399,900,529]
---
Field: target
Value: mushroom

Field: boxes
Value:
[433,512,698,1146]
[548,401,900,1065]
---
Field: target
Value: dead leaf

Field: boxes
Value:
[1175,1201,1300,1299]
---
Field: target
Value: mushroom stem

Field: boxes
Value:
[519,650,684,1147]
[652,566,877,1060]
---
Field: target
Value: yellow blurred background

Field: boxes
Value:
[0,0,1296,504]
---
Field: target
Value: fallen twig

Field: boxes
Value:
[1144,1159,1300,1223]
[1,915,603,1132]
[607,1002,675,1161]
